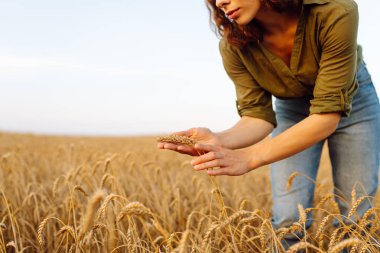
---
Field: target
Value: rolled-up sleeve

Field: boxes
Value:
[219,40,277,127]
[310,2,359,116]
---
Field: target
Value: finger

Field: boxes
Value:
[193,159,225,171]
[162,142,181,151]
[194,143,219,153]
[177,145,195,153]
[191,151,221,166]
[158,142,196,156]
[207,167,229,176]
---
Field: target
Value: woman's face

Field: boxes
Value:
[215,0,261,25]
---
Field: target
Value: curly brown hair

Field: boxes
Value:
[205,0,302,48]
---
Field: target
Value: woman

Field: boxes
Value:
[158,0,380,247]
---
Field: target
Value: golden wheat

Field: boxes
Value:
[74,185,88,196]
[117,201,153,221]
[97,193,117,220]
[1,133,380,252]
[286,241,324,253]
[297,204,307,225]
[286,172,300,191]
[157,135,196,146]
[56,225,76,241]
[78,189,106,239]
[329,238,362,253]
[37,217,49,247]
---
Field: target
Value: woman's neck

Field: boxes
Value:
[255,6,300,35]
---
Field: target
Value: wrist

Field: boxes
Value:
[246,142,269,170]
[214,131,227,148]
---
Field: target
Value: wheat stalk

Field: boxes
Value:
[97,193,117,220]
[37,217,49,247]
[37,217,65,247]
[348,196,367,218]
[78,189,106,239]
[117,201,153,221]
[100,173,114,188]
[157,135,196,146]
[166,232,178,252]
[239,199,248,210]
[240,224,255,244]
[240,209,260,225]
[349,244,359,253]
[351,187,357,206]
[297,204,307,225]
[336,225,354,243]
[359,207,377,228]
[152,218,170,239]
[286,241,324,253]
[73,185,88,196]
[177,230,190,253]
[286,172,300,191]
[127,227,134,253]
[329,238,362,253]
[52,176,65,198]
[328,227,341,250]
[218,210,251,231]
[315,214,331,240]
[260,219,270,249]
[202,223,219,250]
[106,206,117,252]
[56,225,76,241]
[276,227,292,241]
[316,193,334,208]
[358,244,369,253]
[92,223,106,230]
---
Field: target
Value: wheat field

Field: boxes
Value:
[0,132,379,252]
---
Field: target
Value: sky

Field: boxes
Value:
[0,0,379,136]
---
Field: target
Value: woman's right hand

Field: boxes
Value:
[157,127,222,156]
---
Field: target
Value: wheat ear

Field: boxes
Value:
[348,196,367,218]
[78,189,106,239]
[97,193,117,220]
[286,241,324,253]
[117,201,153,221]
[286,172,300,191]
[329,238,362,253]
[157,135,196,146]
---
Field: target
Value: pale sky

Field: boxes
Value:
[0,0,379,136]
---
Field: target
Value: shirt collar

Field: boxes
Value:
[303,0,329,5]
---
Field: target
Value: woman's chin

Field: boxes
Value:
[234,17,253,26]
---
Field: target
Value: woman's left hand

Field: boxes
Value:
[190,143,256,176]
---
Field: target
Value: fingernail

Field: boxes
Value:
[190,160,195,165]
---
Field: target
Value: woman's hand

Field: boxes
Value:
[157,128,222,156]
[190,143,259,176]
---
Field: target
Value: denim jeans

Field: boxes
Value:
[270,62,380,247]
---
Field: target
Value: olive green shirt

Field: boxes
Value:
[219,0,361,127]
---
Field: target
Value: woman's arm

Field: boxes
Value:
[191,112,341,176]
[157,116,273,156]
[217,116,274,149]
[250,112,341,167]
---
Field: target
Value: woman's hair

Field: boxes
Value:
[205,0,302,48]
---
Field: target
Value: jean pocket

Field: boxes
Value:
[354,82,378,103]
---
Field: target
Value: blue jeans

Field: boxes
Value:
[270,62,380,246]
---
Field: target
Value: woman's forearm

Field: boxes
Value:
[249,113,341,168]
[216,116,274,150]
